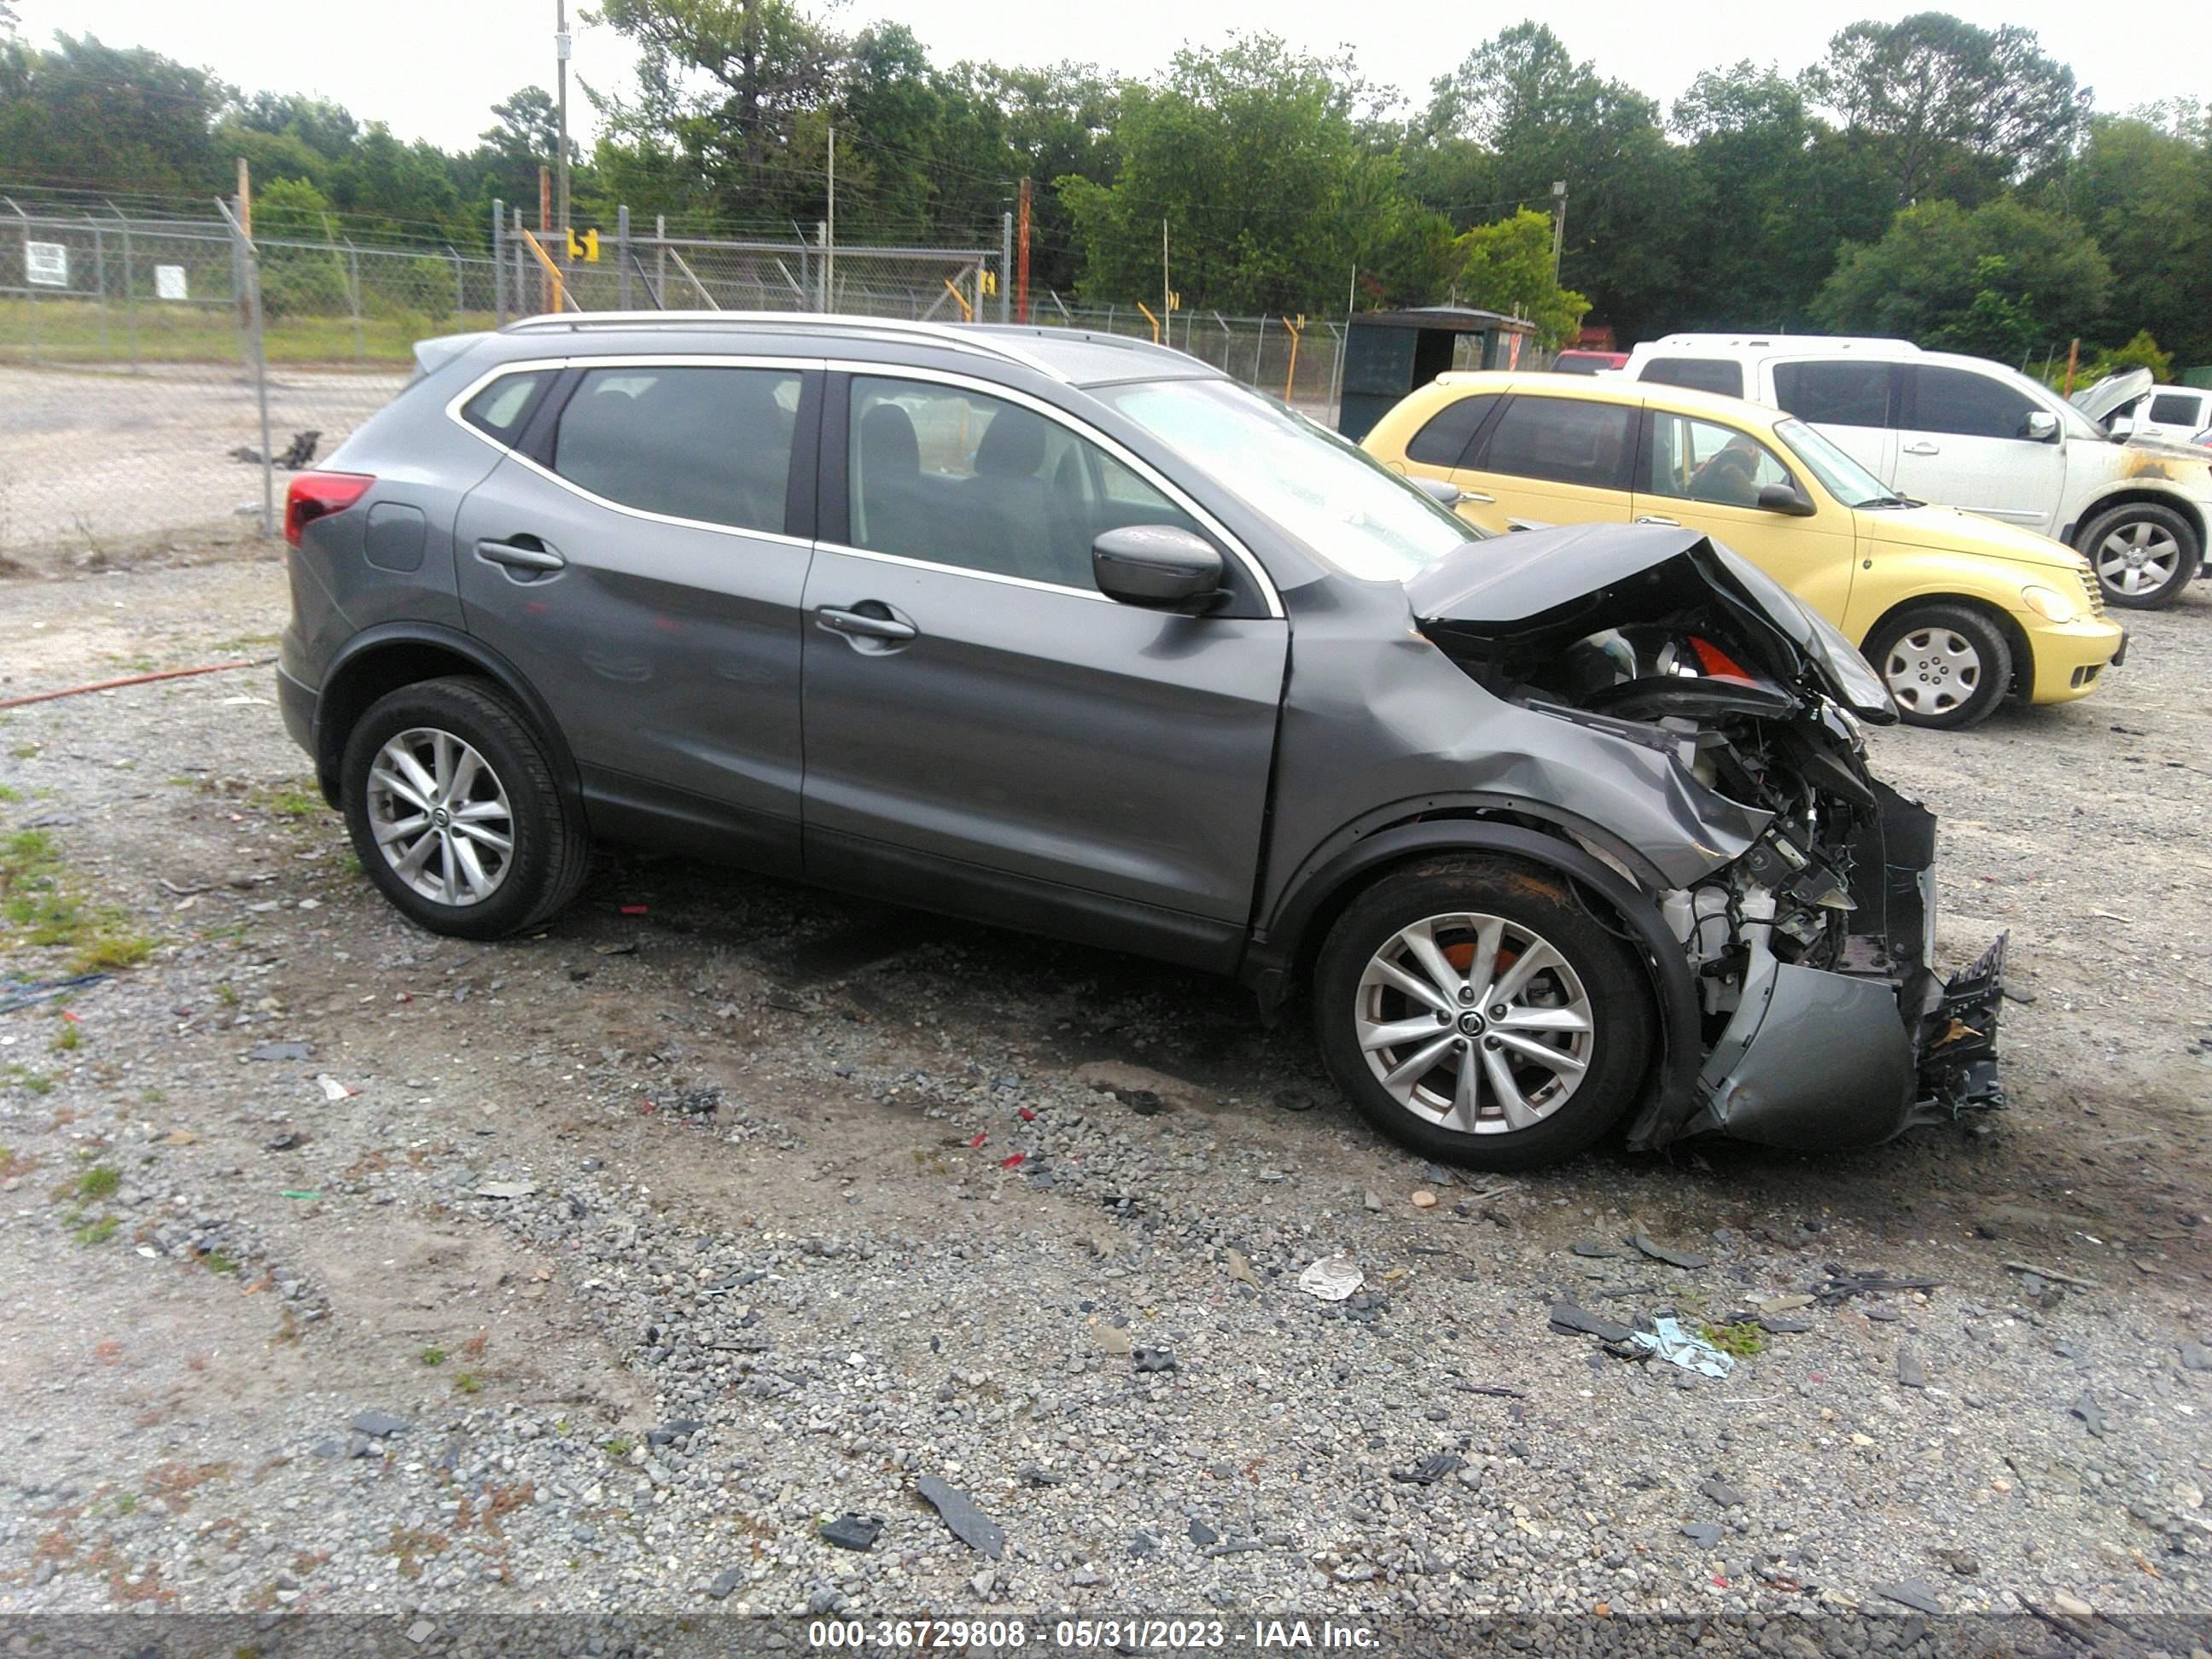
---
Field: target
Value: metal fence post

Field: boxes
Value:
[114,204,137,372]
[817,221,830,310]
[515,208,528,317]
[1253,315,1266,384]
[92,221,109,362]
[217,195,275,535]
[616,205,630,311]
[9,201,37,364]
[449,246,464,326]
[492,199,506,326]
[345,239,364,362]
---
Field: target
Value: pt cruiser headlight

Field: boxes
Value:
[2022,585,2077,623]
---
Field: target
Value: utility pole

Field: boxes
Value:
[236,157,252,237]
[1016,177,1032,324]
[1161,218,1170,350]
[1549,178,1567,285]
[824,123,835,313]
[555,0,572,238]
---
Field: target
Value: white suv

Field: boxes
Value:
[1620,335,2212,608]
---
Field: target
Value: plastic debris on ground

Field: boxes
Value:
[1296,1254,1363,1301]
[316,1074,357,1102]
[914,1475,1004,1558]
[1629,1315,1736,1378]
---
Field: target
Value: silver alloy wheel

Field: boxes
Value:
[2094,519,2182,597]
[1353,911,1594,1134]
[364,726,515,906]
[1881,626,1983,718]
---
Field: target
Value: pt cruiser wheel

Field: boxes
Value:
[1314,857,1650,1169]
[340,676,591,940]
[1863,603,2011,731]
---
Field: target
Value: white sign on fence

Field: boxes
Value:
[25,242,68,288]
[154,265,189,300]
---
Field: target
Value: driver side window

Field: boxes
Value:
[1644,413,1797,507]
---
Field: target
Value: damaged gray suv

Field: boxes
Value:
[278,314,2005,1170]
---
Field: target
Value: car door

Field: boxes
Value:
[1630,408,1858,625]
[1768,358,1899,483]
[451,356,818,876]
[1891,364,2064,533]
[2135,389,2210,443]
[1449,392,1638,532]
[798,370,1287,967]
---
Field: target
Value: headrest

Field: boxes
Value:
[974,409,1048,478]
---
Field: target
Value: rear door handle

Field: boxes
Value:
[816,605,917,643]
[1459,490,1496,504]
[1901,441,1941,457]
[1636,514,1679,527]
[475,537,566,573]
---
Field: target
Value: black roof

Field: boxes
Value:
[1350,306,1537,335]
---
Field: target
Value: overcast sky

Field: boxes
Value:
[21,0,2212,152]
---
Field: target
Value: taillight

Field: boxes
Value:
[284,471,375,548]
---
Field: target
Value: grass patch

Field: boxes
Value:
[419,1346,447,1367]
[452,1371,482,1394]
[51,1021,80,1053]
[0,827,159,973]
[75,1214,118,1246]
[202,1249,242,1275]
[76,1165,119,1200]
[2,1065,55,1095]
[0,783,19,803]
[248,780,323,821]
[9,744,37,761]
[1701,1321,1767,1359]
[602,1436,635,1460]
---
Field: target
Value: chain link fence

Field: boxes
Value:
[0,197,1350,565]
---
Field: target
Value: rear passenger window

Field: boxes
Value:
[552,365,800,533]
[2148,392,2202,426]
[1907,366,2036,440]
[461,370,552,441]
[1638,358,1744,399]
[1773,361,1890,428]
[847,376,1201,591]
[1477,397,1635,491]
[1405,395,1496,467]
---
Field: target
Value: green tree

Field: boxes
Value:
[1814,196,2111,357]
[1059,35,1445,313]
[0,34,226,193]
[1451,209,1587,348]
[2059,114,2212,364]
[1802,12,2087,206]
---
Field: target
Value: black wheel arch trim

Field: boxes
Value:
[311,621,584,817]
[1243,814,1702,1144]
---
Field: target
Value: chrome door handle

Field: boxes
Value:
[816,605,917,643]
[1460,491,1496,504]
[1901,441,1940,456]
[475,537,566,572]
[1636,515,1679,527]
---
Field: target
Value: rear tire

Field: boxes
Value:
[2075,501,2199,609]
[1313,856,1652,1171]
[1863,603,2011,731]
[339,676,589,940]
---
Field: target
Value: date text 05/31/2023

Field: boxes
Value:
[806,1620,1380,1650]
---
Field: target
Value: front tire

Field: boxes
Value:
[1864,603,2011,731]
[1313,856,1652,1170]
[2076,501,2199,609]
[339,676,589,940]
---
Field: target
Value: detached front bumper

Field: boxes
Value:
[1655,783,2007,1151]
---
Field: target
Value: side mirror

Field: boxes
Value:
[1092,525,1224,610]
[1409,476,1463,508]
[1755,482,1818,517]
[2023,410,2060,442]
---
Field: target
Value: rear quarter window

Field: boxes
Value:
[1638,358,1745,399]
[2148,391,2204,426]
[1404,394,1497,467]
[460,370,554,441]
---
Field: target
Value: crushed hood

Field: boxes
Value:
[2070,366,2151,425]
[1406,522,1897,721]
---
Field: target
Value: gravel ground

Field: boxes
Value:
[0,547,2207,1634]
[0,365,404,557]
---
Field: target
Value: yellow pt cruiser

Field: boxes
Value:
[1363,372,2126,730]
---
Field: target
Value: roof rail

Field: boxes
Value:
[500,310,1068,380]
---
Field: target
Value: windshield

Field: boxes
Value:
[1093,377,1484,582]
[1773,418,1906,509]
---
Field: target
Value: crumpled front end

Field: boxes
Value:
[1412,526,2006,1152]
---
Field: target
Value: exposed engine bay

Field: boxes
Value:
[1413,534,2006,1151]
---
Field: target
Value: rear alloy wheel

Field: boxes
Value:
[2077,501,2200,609]
[340,676,589,940]
[1864,604,2011,731]
[1313,857,1650,1169]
